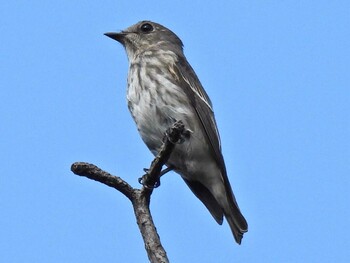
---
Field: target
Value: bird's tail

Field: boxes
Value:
[225,207,248,244]
[223,191,248,244]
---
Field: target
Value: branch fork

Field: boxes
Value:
[71,120,185,263]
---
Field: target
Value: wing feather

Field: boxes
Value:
[170,56,248,242]
[170,57,237,203]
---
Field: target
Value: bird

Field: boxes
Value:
[105,21,248,244]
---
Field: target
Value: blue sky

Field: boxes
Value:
[1,1,349,262]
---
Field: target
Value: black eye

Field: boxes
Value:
[140,23,154,33]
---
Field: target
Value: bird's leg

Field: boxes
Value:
[159,166,173,177]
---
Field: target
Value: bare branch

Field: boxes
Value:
[71,121,186,263]
[71,162,134,201]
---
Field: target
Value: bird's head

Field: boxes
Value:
[105,21,184,59]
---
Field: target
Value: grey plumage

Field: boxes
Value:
[105,21,248,244]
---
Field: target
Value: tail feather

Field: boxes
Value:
[182,176,248,244]
[225,208,248,244]
[223,184,248,244]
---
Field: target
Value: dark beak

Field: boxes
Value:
[104,32,126,43]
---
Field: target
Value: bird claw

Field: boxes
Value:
[138,176,161,189]
[138,170,161,189]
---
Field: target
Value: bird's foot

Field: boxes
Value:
[138,168,161,189]
[138,166,174,189]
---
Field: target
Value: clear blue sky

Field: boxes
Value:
[1,1,349,262]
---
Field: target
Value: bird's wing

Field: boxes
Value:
[169,56,230,188]
[170,57,248,243]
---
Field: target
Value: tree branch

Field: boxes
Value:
[71,162,134,201]
[71,120,185,263]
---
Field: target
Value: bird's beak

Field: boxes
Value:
[104,32,126,44]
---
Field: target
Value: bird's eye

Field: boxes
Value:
[140,23,154,33]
